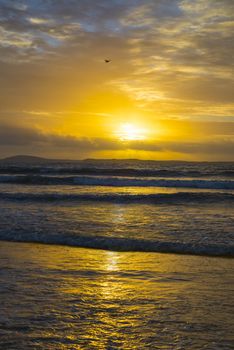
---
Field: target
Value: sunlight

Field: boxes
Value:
[117,122,146,141]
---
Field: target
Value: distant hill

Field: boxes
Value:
[0,155,221,165]
[0,155,189,165]
[0,155,62,164]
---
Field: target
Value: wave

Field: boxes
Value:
[73,177,234,189]
[1,167,234,178]
[0,233,233,257]
[0,174,234,189]
[0,191,233,204]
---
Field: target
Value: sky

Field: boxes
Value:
[0,0,233,161]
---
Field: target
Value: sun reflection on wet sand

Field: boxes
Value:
[0,242,234,349]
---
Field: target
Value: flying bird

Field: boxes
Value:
[105,59,111,63]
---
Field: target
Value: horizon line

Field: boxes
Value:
[0,155,233,163]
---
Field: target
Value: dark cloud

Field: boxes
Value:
[0,124,45,145]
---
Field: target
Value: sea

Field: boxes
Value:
[0,159,234,349]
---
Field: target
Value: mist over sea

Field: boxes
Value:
[0,159,234,349]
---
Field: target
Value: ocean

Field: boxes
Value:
[0,160,233,256]
[0,160,234,349]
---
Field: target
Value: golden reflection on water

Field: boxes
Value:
[111,205,126,224]
[104,251,120,272]
[2,242,234,349]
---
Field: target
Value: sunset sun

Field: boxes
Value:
[118,123,146,141]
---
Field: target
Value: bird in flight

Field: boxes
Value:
[105,59,111,63]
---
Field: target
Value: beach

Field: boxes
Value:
[0,241,233,349]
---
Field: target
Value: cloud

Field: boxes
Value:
[0,0,233,160]
[0,124,45,146]
[0,124,233,160]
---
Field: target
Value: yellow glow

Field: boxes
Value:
[117,122,146,141]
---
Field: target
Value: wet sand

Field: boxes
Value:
[0,241,233,349]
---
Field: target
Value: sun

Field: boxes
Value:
[117,123,146,141]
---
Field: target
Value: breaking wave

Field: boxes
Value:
[1,166,234,178]
[0,232,233,257]
[0,191,233,204]
[0,175,234,189]
[0,165,234,178]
